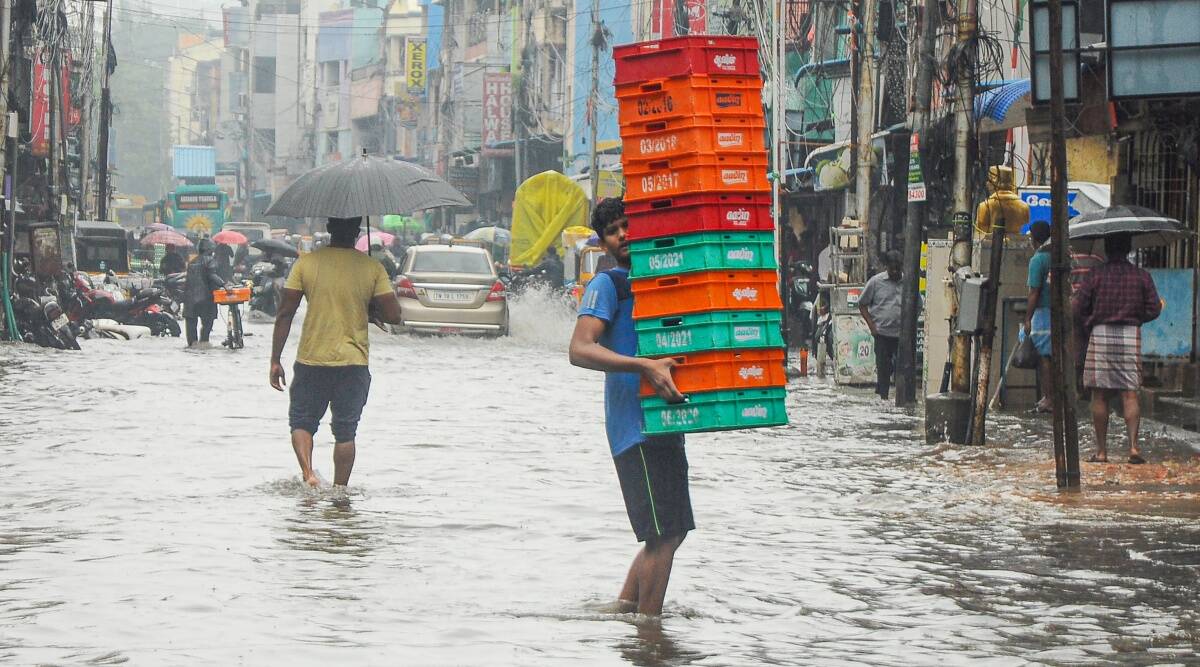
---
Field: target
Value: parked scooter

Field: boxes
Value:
[11,273,79,350]
[248,259,287,316]
[68,271,181,337]
[153,271,187,318]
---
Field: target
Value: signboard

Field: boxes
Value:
[177,193,221,210]
[650,0,706,38]
[482,73,513,155]
[832,313,877,386]
[30,55,77,157]
[907,132,926,203]
[405,38,427,96]
[1017,187,1080,233]
[215,173,239,201]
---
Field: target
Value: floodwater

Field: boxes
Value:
[1,292,1198,664]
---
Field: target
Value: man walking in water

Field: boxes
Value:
[269,217,402,487]
[569,198,690,616]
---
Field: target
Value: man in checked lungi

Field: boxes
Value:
[1072,233,1162,465]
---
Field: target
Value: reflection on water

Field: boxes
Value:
[1,308,1199,663]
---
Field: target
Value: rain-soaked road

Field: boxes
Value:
[2,294,1199,665]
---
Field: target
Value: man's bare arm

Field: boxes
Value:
[269,288,304,391]
[569,315,683,402]
[371,292,403,325]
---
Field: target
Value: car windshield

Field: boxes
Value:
[411,251,491,274]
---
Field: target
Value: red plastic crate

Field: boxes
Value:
[638,348,788,397]
[625,192,774,241]
[616,75,763,126]
[621,114,768,162]
[631,270,782,319]
[614,36,762,86]
[624,153,770,202]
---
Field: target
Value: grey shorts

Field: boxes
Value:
[288,363,371,442]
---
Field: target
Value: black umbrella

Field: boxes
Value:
[264,152,471,218]
[1068,205,1192,249]
[252,238,299,258]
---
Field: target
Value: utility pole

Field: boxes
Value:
[97,0,113,222]
[79,0,94,218]
[946,0,976,401]
[895,0,938,407]
[854,0,878,269]
[587,0,601,203]
[1046,0,1080,487]
[48,53,60,224]
[244,0,257,221]
[0,0,10,215]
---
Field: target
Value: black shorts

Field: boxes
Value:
[613,437,694,543]
[288,363,371,442]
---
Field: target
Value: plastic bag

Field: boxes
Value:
[1012,330,1040,369]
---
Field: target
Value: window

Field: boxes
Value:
[411,251,492,274]
[324,61,341,87]
[253,57,276,93]
[1108,0,1200,98]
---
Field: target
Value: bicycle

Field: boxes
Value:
[213,286,251,350]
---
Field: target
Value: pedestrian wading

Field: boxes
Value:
[568,197,692,617]
[269,216,403,488]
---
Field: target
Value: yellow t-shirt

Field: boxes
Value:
[284,247,393,366]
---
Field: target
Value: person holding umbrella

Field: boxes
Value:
[1072,233,1161,464]
[269,217,403,488]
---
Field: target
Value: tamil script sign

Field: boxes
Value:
[907,131,926,203]
[405,38,427,95]
[482,73,513,155]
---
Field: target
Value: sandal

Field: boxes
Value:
[1128,454,1147,465]
[1086,454,1109,463]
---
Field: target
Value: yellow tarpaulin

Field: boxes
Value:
[510,171,588,267]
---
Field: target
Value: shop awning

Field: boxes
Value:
[975,79,1031,132]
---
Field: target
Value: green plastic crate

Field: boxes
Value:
[642,388,789,434]
[629,231,777,278]
[635,310,784,356]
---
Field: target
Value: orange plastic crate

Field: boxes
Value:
[212,287,251,304]
[638,348,787,397]
[616,75,764,127]
[631,270,781,319]
[624,154,770,202]
[620,114,767,162]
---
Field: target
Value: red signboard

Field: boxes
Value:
[649,0,707,39]
[31,53,79,157]
[482,73,513,156]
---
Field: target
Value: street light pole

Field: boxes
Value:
[97,0,113,222]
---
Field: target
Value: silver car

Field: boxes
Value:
[394,244,509,336]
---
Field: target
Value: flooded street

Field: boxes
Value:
[2,298,1198,665]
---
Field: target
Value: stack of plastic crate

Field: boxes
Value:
[613,35,789,435]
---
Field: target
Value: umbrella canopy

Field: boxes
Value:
[251,238,299,258]
[212,230,248,245]
[355,231,396,252]
[464,226,512,246]
[140,230,192,247]
[381,214,425,233]
[264,153,472,218]
[1068,205,1192,249]
[147,222,173,232]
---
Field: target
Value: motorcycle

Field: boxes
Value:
[248,260,286,316]
[152,271,187,318]
[68,271,181,337]
[11,273,79,350]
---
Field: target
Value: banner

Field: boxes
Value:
[31,54,78,157]
[482,72,513,155]
[405,37,427,95]
[650,0,706,39]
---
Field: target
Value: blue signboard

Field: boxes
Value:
[1142,269,1194,360]
[1017,187,1080,233]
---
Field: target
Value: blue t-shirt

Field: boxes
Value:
[578,269,648,457]
[1027,248,1051,309]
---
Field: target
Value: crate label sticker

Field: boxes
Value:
[648,252,684,271]
[733,326,762,342]
[655,329,693,349]
[726,208,751,225]
[636,94,675,117]
[713,54,738,71]
[660,406,702,427]
[714,93,742,109]
[721,169,750,185]
[741,404,769,419]
[717,132,745,148]
[640,172,681,194]
[639,134,680,156]
[731,287,759,302]
[738,365,764,380]
[727,248,754,262]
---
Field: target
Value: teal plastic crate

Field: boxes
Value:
[635,310,784,356]
[642,388,789,434]
[630,231,777,278]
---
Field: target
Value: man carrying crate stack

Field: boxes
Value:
[569,198,694,617]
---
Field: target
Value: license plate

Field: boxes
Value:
[428,290,474,304]
[52,315,69,330]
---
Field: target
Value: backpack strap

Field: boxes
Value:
[601,269,632,302]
